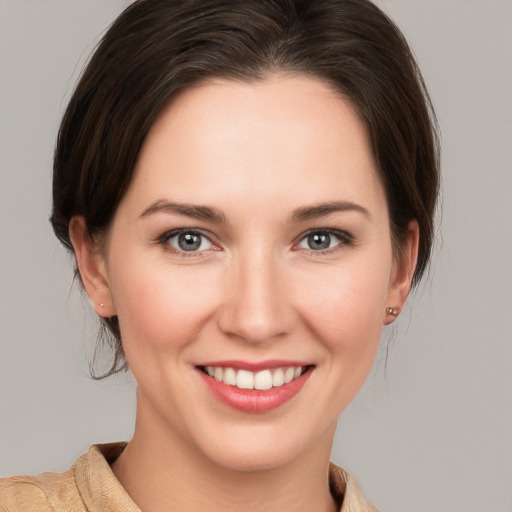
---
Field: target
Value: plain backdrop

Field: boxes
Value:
[0,1,511,511]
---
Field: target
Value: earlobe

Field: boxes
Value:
[384,220,420,325]
[69,216,116,317]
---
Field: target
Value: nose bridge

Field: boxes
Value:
[218,244,291,343]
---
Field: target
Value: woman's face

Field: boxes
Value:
[76,75,416,471]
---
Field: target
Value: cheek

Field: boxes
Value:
[109,257,221,351]
[296,258,391,356]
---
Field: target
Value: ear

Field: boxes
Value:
[384,220,420,325]
[69,216,116,318]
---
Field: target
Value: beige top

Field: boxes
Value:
[0,443,378,511]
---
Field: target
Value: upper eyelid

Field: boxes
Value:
[294,228,353,244]
[158,229,219,257]
[159,227,215,243]
[292,229,355,255]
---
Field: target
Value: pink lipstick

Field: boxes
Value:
[196,361,313,413]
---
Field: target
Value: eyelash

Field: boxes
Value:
[157,229,219,257]
[157,228,354,257]
[295,229,355,255]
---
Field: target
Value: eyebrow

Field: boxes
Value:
[140,199,369,224]
[289,201,371,222]
[140,200,226,223]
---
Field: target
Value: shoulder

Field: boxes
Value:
[0,443,132,512]
[0,475,51,511]
[0,468,81,512]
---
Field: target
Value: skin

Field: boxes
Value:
[70,75,419,512]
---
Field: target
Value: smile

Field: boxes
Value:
[200,365,306,390]
[196,362,314,413]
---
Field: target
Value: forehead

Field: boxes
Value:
[124,74,386,217]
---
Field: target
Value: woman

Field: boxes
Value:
[0,0,439,510]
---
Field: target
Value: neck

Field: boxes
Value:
[111,392,338,512]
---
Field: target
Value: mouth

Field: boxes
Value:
[196,362,314,413]
[197,364,311,390]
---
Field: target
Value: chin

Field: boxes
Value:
[203,441,300,473]
[191,421,332,473]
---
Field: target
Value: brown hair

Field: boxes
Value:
[51,0,440,377]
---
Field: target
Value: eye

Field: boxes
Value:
[163,230,214,253]
[297,230,352,252]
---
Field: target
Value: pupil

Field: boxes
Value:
[178,232,201,251]
[309,233,330,250]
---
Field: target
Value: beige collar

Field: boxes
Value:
[73,443,377,512]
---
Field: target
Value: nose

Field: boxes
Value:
[216,247,294,344]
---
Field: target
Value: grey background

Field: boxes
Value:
[0,1,511,511]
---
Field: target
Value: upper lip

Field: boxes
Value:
[197,360,314,372]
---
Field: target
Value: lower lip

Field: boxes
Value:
[197,368,312,413]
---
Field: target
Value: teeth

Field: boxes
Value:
[254,370,272,390]
[236,369,254,389]
[223,367,237,386]
[284,367,295,383]
[272,368,285,387]
[203,365,306,390]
